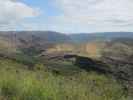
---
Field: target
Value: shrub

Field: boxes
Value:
[13,53,38,70]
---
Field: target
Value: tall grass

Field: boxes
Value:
[0,59,131,100]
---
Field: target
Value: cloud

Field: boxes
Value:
[0,0,132,32]
[0,0,39,29]
[49,0,133,33]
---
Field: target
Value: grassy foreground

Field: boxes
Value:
[0,59,131,100]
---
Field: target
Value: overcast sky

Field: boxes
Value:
[0,0,133,33]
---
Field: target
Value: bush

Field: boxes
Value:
[14,53,38,70]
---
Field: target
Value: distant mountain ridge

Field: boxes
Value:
[69,32,133,43]
[0,31,70,43]
[0,31,133,44]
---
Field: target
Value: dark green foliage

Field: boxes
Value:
[21,47,42,56]
[0,80,19,100]
[13,53,38,69]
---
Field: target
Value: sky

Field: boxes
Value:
[0,0,133,33]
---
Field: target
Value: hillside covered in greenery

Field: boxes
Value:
[0,31,132,100]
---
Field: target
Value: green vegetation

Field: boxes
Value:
[14,53,38,69]
[0,58,131,100]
